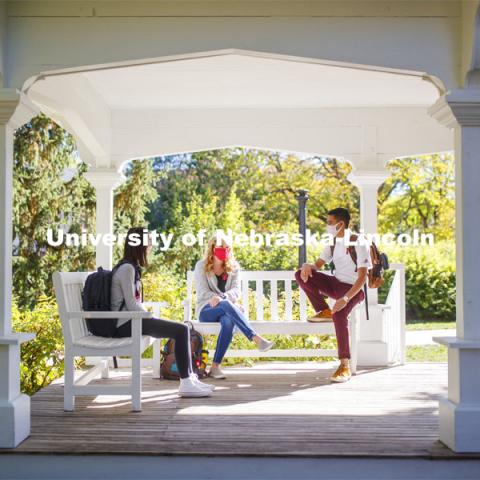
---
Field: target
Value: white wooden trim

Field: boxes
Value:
[74,363,106,386]
[255,280,263,321]
[270,280,278,322]
[284,280,293,322]
[242,278,250,321]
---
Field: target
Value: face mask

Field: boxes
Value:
[326,222,341,237]
[213,247,230,261]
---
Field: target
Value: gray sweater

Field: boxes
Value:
[194,259,241,319]
[111,263,146,327]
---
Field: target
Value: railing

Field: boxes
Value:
[383,263,406,365]
[185,270,309,323]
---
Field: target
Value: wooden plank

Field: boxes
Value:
[8,363,468,459]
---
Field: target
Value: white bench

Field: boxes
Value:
[183,270,360,374]
[53,272,164,412]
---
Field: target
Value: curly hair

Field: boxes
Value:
[203,234,239,274]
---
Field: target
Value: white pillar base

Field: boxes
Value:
[434,336,480,452]
[357,341,389,367]
[439,398,480,453]
[0,393,31,448]
[0,333,35,448]
[357,306,390,366]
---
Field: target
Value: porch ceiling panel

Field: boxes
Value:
[23,51,446,167]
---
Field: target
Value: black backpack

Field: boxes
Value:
[82,260,140,337]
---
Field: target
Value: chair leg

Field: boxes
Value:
[152,339,161,379]
[131,353,142,412]
[101,357,110,379]
[64,352,75,411]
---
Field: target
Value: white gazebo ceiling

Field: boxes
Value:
[23,50,448,167]
[80,54,440,109]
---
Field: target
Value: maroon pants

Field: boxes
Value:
[294,269,364,359]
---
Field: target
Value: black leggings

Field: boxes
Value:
[114,318,192,379]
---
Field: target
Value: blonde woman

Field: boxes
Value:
[194,236,274,379]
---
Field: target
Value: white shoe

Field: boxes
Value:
[258,339,275,352]
[209,366,226,379]
[178,377,212,397]
[190,373,215,391]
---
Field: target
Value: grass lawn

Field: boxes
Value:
[406,319,455,331]
[406,345,447,362]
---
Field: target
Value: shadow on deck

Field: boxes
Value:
[5,362,474,458]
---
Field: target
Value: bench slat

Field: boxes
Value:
[255,280,263,321]
[284,280,293,322]
[300,289,308,322]
[270,280,278,322]
[242,278,250,321]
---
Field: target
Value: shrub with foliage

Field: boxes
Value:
[12,296,72,395]
[380,241,455,320]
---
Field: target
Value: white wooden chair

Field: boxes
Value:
[53,271,163,412]
[183,270,361,374]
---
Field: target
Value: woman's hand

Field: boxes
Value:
[209,295,222,307]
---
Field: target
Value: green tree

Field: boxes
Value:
[13,115,95,307]
[379,153,455,240]
[113,158,159,262]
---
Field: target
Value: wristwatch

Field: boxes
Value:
[342,295,350,303]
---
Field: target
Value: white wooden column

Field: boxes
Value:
[85,168,125,269]
[348,169,390,366]
[0,89,35,448]
[429,89,480,452]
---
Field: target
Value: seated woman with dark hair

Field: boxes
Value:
[112,226,213,398]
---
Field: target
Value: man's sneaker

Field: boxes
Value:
[308,308,333,322]
[178,377,212,397]
[190,373,215,391]
[330,364,352,383]
[209,366,226,379]
[258,339,275,352]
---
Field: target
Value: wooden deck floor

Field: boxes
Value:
[6,362,470,458]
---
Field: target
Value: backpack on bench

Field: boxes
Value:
[82,260,141,367]
[330,234,389,319]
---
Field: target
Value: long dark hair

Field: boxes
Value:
[122,227,149,268]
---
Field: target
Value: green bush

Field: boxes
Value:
[380,241,455,320]
[12,296,77,395]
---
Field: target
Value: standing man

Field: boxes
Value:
[295,208,371,383]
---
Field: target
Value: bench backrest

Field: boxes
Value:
[186,270,308,322]
[53,271,92,346]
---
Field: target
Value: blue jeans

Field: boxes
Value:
[199,300,256,364]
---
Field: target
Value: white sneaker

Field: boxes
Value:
[258,339,275,352]
[190,373,215,391]
[209,366,226,379]
[178,377,212,397]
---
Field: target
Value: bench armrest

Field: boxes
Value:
[67,311,153,320]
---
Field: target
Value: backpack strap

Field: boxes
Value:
[347,234,358,272]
